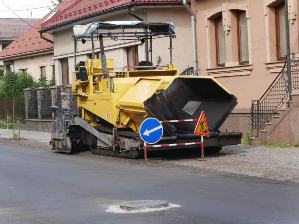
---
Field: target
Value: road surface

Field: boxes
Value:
[0,141,299,224]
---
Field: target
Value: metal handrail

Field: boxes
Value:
[258,61,287,102]
[251,55,299,136]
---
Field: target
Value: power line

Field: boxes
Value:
[0,5,52,13]
[16,6,52,12]
[0,0,42,29]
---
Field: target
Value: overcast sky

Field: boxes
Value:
[0,0,55,19]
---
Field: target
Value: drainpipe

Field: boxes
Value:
[285,0,292,104]
[183,0,198,75]
[39,32,54,44]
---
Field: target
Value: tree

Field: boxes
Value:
[0,67,4,77]
[0,71,34,97]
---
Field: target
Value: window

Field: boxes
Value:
[215,16,226,66]
[60,58,69,85]
[19,68,27,73]
[127,46,138,68]
[237,11,249,64]
[51,65,55,81]
[40,66,46,81]
[275,3,287,60]
[5,65,11,72]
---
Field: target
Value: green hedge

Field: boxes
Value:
[0,71,55,97]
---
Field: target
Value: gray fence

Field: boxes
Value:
[24,86,74,120]
[0,97,25,128]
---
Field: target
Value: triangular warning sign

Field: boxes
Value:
[194,111,209,137]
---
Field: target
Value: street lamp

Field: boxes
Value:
[285,0,292,103]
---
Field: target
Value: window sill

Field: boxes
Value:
[207,64,253,78]
[265,61,285,74]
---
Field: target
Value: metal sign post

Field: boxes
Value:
[139,118,164,162]
[194,111,209,159]
[201,135,204,159]
[140,115,209,162]
[144,142,148,161]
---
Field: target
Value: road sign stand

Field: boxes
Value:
[143,142,148,162]
[140,115,208,162]
[201,135,205,159]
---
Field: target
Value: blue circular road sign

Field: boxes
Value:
[139,118,163,144]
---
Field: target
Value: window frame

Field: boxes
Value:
[215,16,226,67]
[40,66,46,81]
[19,68,28,73]
[126,45,139,68]
[60,58,69,85]
[237,11,249,65]
[51,65,55,81]
[275,2,287,61]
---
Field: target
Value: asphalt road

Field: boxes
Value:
[0,141,299,224]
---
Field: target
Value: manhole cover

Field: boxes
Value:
[119,200,169,211]
[106,200,180,213]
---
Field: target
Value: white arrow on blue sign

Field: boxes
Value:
[139,118,164,144]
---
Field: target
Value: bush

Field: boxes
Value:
[0,71,34,97]
[0,71,54,97]
[0,79,5,97]
[2,71,19,97]
[32,77,56,88]
[0,67,4,77]
[17,72,34,93]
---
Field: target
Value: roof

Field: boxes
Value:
[41,0,185,32]
[0,21,53,60]
[0,18,39,41]
[0,1,74,60]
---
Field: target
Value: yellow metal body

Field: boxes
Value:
[72,59,230,132]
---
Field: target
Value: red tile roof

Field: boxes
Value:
[0,18,39,41]
[0,1,75,60]
[0,22,53,60]
[41,0,184,31]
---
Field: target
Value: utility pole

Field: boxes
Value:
[285,0,292,103]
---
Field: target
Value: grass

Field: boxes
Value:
[0,117,25,129]
[263,142,299,148]
[241,132,253,145]
[0,121,14,129]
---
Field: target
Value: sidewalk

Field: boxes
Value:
[164,145,299,183]
[0,129,51,143]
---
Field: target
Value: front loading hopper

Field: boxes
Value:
[144,76,242,148]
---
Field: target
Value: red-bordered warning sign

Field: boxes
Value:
[194,111,209,137]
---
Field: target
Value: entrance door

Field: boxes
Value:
[61,58,69,85]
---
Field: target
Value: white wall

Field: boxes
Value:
[52,7,193,85]
[12,53,54,81]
